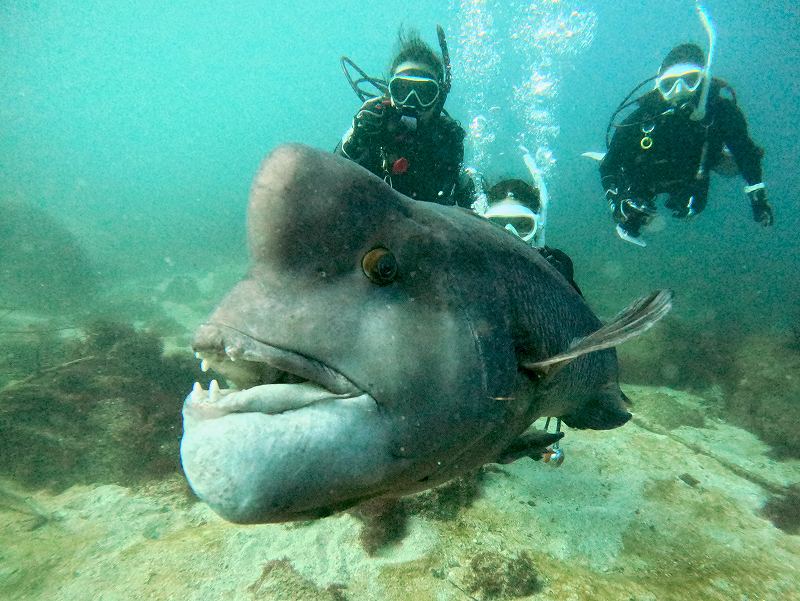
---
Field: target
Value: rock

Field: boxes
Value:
[0,200,97,312]
[1,385,798,600]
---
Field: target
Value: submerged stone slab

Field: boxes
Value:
[1,385,798,600]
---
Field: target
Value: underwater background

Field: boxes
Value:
[1,1,798,599]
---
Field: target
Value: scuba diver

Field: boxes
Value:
[335,27,467,205]
[470,153,578,466]
[471,147,582,296]
[596,6,772,247]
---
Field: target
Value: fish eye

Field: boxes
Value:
[362,247,398,286]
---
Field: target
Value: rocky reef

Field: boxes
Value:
[618,315,800,458]
[0,319,201,491]
[1,385,798,601]
[1,271,798,600]
[0,200,98,312]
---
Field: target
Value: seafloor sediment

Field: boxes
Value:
[1,385,798,601]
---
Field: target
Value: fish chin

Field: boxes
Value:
[180,392,386,523]
[180,324,393,523]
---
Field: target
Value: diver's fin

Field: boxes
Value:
[561,386,632,430]
[496,429,565,464]
[581,151,606,162]
[521,289,673,377]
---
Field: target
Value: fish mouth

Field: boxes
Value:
[185,323,364,420]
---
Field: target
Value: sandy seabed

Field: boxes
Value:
[2,384,798,601]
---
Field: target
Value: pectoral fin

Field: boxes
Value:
[496,429,565,464]
[522,289,673,378]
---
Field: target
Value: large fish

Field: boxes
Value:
[180,144,671,524]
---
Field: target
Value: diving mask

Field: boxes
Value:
[655,63,704,103]
[484,198,539,243]
[389,72,441,110]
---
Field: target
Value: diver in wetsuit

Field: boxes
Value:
[335,28,467,205]
[477,175,583,296]
[601,43,772,246]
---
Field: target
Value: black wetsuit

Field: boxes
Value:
[335,104,466,205]
[600,80,763,217]
[539,246,582,296]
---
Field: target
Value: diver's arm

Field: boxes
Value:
[335,97,392,164]
[599,107,656,245]
[717,98,772,225]
[336,125,373,164]
[599,107,644,193]
[717,98,763,184]
[452,167,480,208]
[599,147,621,193]
[599,115,637,214]
[335,127,371,164]
[333,130,348,156]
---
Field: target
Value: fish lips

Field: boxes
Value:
[192,322,362,396]
[180,324,393,523]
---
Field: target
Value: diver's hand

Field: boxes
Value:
[604,187,620,214]
[610,197,654,247]
[613,197,655,225]
[353,97,392,136]
[670,195,697,219]
[747,186,774,226]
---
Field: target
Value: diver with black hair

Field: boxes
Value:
[335,27,467,205]
[469,147,583,296]
[597,7,771,247]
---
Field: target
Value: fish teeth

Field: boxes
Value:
[200,359,209,373]
[189,379,241,403]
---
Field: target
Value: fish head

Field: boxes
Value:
[180,144,525,523]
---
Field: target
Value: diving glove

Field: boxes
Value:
[354,96,391,136]
[745,183,774,226]
[604,186,620,213]
[340,97,392,158]
[612,198,655,230]
[667,195,698,219]
[609,196,654,247]
[615,224,647,247]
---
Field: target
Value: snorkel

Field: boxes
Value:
[436,24,452,103]
[690,2,716,121]
[519,146,548,247]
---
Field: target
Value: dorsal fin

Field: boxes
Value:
[522,289,673,378]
